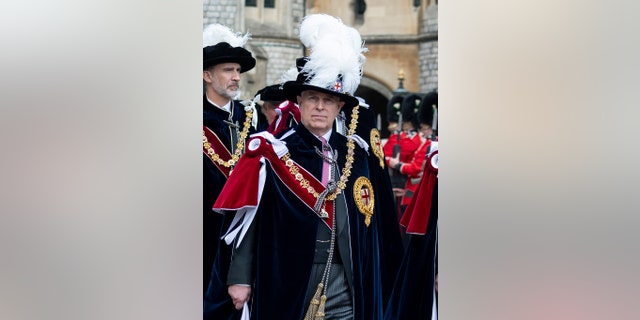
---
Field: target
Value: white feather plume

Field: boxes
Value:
[348,27,368,67]
[280,65,300,84]
[297,14,367,95]
[299,14,344,48]
[203,23,250,48]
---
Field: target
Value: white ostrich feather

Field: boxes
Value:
[299,14,344,48]
[203,23,250,48]
[347,27,368,66]
[297,14,367,95]
[280,66,300,84]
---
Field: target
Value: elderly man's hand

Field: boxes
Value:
[228,285,251,310]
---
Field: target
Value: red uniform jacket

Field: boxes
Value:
[398,138,431,206]
[382,131,421,165]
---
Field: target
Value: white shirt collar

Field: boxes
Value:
[206,94,231,113]
[316,129,332,143]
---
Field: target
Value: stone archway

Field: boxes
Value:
[355,76,395,139]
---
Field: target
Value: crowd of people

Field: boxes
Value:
[202,14,438,320]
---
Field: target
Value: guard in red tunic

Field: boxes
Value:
[388,91,437,209]
[383,94,422,169]
[383,94,422,220]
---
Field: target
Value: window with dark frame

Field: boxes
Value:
[264,0,275,8]
[246,0,257,7]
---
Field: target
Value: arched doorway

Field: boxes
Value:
[355,76,395,139]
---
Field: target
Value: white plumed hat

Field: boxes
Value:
[202,23,255,71]
[282,14,367,109]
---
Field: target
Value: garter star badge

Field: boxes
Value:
[370,128,384,168]
[332,79,343,93]
[353,176,375,227]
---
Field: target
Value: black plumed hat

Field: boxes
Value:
[256,84,286,102]
[202,24,256,72]
[203,42,256,72]
[283,57,360,109]
[282,14,367,110]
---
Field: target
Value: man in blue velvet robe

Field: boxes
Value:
[202,23,258,295]
[204,14,385,320]
[342,97,405,309]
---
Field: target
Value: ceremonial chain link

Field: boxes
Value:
[281,105,360,201]
[202,108,253,168]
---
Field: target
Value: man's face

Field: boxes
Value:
[420,123,433,139]
[203,62,242,100]
[402,121,416,132]
[260,101,280,124]
[297,90,344,136]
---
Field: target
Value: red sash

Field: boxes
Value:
[267,101,301,136]
[214,136,334,230]
[203,125,232,178]
[400,150,438,235]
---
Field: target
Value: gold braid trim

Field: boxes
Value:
[202,108,253,168]
[281,105,360,202]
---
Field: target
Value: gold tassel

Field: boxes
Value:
[304,283,323,320]
[314,294,327,320]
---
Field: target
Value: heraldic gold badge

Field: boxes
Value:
[353,176,375,227]
[370,128,385,168]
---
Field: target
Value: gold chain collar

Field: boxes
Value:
[281,105,360,201]
[203,107,253,168]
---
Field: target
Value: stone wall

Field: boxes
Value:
[203,1,438,98]
[254,41,302,85]
[290,0,305,35]
[422,2,438,34]
[419,3,438,92]
[203,0,239,28]
[419,41,438,92]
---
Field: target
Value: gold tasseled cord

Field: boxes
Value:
[314,294,327,319]
[304,283,324,320]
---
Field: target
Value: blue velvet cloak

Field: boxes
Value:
[384,181,438,320]
[203,95,255,295]
[344,105,405,308]
[205,124,386,319]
